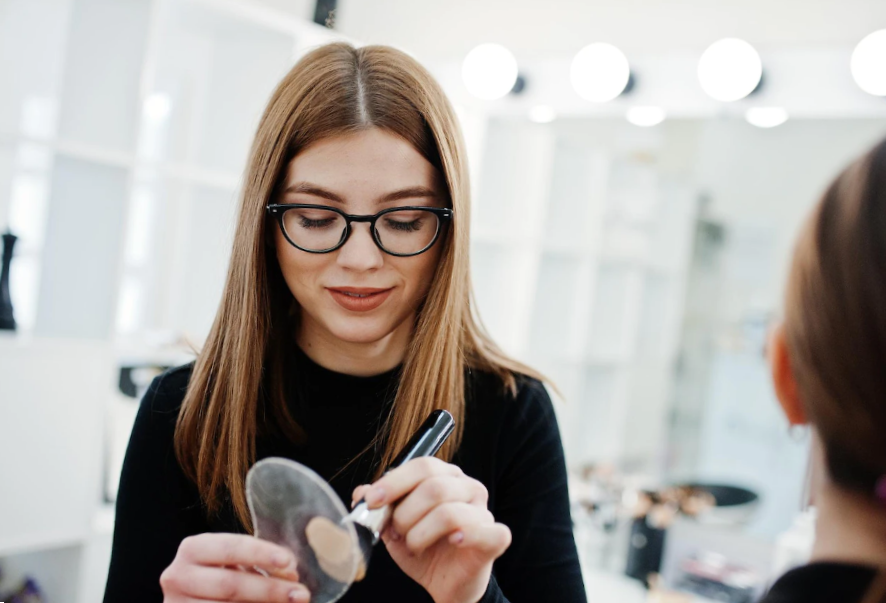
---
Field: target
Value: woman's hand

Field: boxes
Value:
[160,533,310,602]
[352,458,511,603]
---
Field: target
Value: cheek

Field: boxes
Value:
[274,233,325,294]
[399,246,443,300]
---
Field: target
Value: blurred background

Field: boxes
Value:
[1,0,886,601]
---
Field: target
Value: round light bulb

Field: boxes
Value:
[698,38,763,102]
[570,43,631,103]
[626,106,666,127]
[745,107,789,128]
[851,29,886,96]
[529,105,557,123]
[462,44,519,100]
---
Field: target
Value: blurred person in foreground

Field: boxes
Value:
[764,136,886,603]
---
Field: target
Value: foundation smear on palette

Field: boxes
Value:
[305,516,367,582]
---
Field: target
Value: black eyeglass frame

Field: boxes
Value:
[266,203,454,257]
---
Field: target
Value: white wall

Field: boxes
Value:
[337,0,886,59]
[696,117,886,317]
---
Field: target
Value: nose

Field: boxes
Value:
[336,222,384,271]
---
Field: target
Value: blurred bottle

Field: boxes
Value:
[771,508,816,577]
[3,576,44,603]
[0,230,17,331]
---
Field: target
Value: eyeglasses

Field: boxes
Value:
[266,204,454,257]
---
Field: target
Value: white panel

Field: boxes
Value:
[0,143,15,231]
[586,265,645,361]
[528,255,587,358]
[35,156,128,339]
[57,0,152,152]
[146,0,296,172]
[0,0,72,137]
[168,182,236,342]
[0,337,111,557]
[473,119,553,243]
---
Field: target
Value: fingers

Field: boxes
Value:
[160,565,309,602]
[390,475,487,536]
[351,484,371,508]
[458,522,512,557]
[364,457,463,508]
[394,502,510,557]
[177,534,296,573]
[230,564,300,583]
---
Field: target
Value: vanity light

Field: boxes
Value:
[570,43,632,103]
[745,107,789,128]
[851,29,886,96]
[626,106,666,127]
[698,38,763,102]
[462,43,519,100]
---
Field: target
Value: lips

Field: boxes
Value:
[326,287,394,312]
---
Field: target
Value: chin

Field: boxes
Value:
[326,317,400,345]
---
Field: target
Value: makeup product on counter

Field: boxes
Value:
[0,230,18,331]
[246,409,455,603]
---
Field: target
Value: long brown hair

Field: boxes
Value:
[785,137,886,601]
[175,43,543,531]
[784,137,886,496]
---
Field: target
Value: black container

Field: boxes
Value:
[0,230,17,331]
[625,516,666,587]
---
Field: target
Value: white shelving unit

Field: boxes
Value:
[469,118,698,472]
[0,0,344,599]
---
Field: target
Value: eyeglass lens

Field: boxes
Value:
[281,207,441,255]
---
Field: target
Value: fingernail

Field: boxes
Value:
[450,531,464,545]
[277,558,299,580]
[274,552,292,567]
[366,487,386,506]
[289,587,309,602]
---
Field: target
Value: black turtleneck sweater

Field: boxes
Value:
[759,562,879,603]
[103,348,587,603]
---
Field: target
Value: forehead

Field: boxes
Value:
[283,128,443,193]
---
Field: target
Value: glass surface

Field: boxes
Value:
[247,457,360,603]
[274,205,448,256]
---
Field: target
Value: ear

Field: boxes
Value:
[768,322,808,426]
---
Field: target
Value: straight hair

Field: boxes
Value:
[785,137,886,602]
[784,138,886,496]
[174,43,544,531]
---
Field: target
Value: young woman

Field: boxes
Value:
[103,44,586,603]
[764,136,886,603]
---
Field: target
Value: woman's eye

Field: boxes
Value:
[298,216,337,229]
[385,218,423,232]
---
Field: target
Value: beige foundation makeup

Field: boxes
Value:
[246,410,454,602]
[306,515,366,582]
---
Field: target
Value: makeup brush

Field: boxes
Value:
[304,410,455,582]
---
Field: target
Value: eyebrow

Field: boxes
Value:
[284,182,439,204]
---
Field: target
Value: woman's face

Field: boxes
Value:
[274,127,447,350]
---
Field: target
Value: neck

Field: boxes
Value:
[296,315,412,377]
[810,435,886,569]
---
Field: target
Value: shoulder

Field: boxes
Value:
[134,363,195,428]
[463,368,560,458]
[459,368,566,494]
[760,563,878,603]
[120,364,198,494]
[466,368,555,424]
